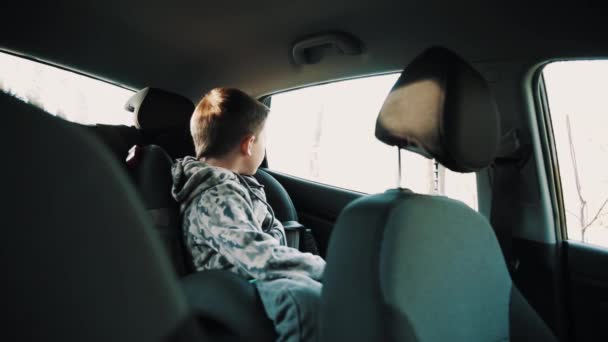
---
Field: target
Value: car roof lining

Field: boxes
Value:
[2,1,607,100]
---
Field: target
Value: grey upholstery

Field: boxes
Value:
[254,168,299,222]
[1,91,203,341]
[181,270,276,341]
[319,47,556,341]
[84,123,143,162]
[127,144,192,276]
[126,87,195,131]
[126,87,196,158]
[255,168,320,254]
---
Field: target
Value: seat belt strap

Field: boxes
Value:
[490,163,520,274]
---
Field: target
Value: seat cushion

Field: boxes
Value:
[181,270,277,341]
[320,190,556,341]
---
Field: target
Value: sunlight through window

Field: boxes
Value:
[0,51,134,126]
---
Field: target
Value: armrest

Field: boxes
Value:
[180,270,276,340]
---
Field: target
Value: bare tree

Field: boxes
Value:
[428,159,435,193]
[566,114,608,242]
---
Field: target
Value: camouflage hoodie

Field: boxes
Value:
[171,156,325,281]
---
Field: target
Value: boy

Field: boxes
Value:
[172,87,325,341]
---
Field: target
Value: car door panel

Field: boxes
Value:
[565,241,608,341]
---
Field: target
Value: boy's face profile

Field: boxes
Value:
[252,122,267,168]
[240,121,267,175]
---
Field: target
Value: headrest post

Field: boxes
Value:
[432,160,444,195]
[397,146,404,189]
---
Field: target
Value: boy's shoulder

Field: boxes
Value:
[238,174,264,188]
[204,174,267,213]
[172,157,243,204]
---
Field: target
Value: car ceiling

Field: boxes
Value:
[1,0,607,100]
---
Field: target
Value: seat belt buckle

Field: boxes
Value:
[283,221,306,249]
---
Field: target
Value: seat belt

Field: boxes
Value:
[490,163,520,273]
[490,130,528,274]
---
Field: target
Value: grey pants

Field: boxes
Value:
[256,277,322,342]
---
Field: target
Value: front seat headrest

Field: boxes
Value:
[375,47,500,172]
[126,87,195,131]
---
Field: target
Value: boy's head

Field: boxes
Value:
[191,87,269,175]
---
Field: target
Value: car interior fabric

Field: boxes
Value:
[1,90,204,341]
[127,144,193,276]
[375,47,500,173]
[254,168,317,252]
[125,87,196,158]
[254,168,299,222]
[126,87,195,131]
[181,270,277,341]
[319,47,556,341]
[84,123,144,162]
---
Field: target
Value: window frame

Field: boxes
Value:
[535,66,569,243]
[258,71,401,100]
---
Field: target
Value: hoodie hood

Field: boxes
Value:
[171,156,238,209]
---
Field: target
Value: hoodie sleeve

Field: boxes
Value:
[190,181,326,281]
[266,219,287,246]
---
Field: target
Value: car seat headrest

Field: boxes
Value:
[375,47,501,172]
[126,87,195,131]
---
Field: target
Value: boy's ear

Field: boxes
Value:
[240,134,256,156]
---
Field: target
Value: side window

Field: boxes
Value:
[265,74,478,209]
[544,61,608,247]
[0,51,134,125]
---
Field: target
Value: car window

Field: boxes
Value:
[543,60,608,248]
[265,74,478,209]
[0,51,134,125]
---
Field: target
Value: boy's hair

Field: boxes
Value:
[191,87,269,159]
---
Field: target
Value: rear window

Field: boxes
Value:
[265,74,478,209]
[0,51,134,125]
